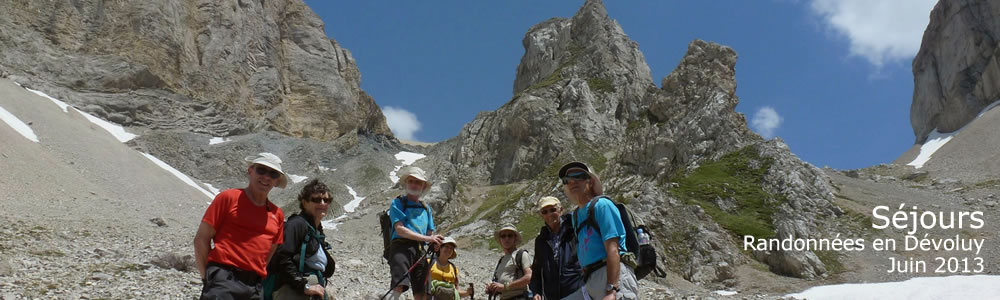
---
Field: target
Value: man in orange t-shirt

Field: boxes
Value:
[194,152,289,300]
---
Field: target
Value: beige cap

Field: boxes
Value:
[536,196,560,211]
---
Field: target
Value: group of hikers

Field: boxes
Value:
[193,152,646,300]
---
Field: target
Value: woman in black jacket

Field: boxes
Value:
[269,179,336,300]
[529,197,583,300]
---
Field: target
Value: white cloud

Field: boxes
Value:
[382,106,422,141]
[808,0,937,67]
[751,106,783,138]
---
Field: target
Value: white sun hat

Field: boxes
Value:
[397,166,431,191]
[244,152,288,189]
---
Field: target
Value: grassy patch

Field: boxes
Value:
[661,227,693,270]
[835,194,857,202]
[486,236,500,251]
[815,250,844,274]
[515,212,545,243]
[529,70,564,91]
[481,186,529,223]
[535,141,609,183]
[973,179,1000,189]
[446,184,523,231]
[626,119,645,131]
[30,249,65,257]
[668,146,783,239]
[526,42,584,92]
[903,172,930,183]
[587,78,615,94]
[843,210,875,235]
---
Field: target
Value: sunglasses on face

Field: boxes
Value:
[307,196,333,204]
[254,165,282,179]
[560,171,590,185]
[540,207,559,215]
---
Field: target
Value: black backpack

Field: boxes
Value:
[492,249,532,298]
[573,196,667,280]
[379,196,430,261]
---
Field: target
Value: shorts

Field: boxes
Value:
[387,239,428,294]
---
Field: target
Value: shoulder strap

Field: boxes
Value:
[398,196,431,235]
[575,198,604,237]
[451,262,459,285]
[515,249,526,278]
[299,220,324,273]
[493,255,503,282]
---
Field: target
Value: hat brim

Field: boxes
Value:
[494,227,522,242]
[558,162,591,178]
[247,161,288,189]
[536,197,560,211]
[396,174,431,191]
[441,242,458,259]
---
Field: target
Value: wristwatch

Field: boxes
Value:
[304,284,311,292]
[605,283,620,293]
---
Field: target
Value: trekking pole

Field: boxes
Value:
[468,283,475,300]
[537,265,545,300]
[381,243,434,300]
[425,250,439,300]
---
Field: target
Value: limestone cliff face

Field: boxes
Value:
[0,0,391,139]
[911,0,1000,143]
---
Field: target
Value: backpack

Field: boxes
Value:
[263,216,335,300]
[379,196,430,261]
[492,249,532,298]
[429,262,460,300]
[573,196,667,280]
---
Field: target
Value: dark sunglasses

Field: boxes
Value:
[499,233,517,239]
[307,196,333,204]
[560,171,590,185]
[254,165,282,179]
[540,207,559,215]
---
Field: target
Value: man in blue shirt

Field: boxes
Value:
[559,162,639,300]
[386,166,444,300]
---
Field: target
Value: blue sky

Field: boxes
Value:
[305,0,937,170]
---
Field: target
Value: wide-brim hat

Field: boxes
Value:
[494,224,522,244]
[244,152,287,189]
[397,166,431,191]
[441,236,458,259]
[558,161,591,178]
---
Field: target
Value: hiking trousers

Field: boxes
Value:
[581,262,639,300]
[387,239,429,294]
[200,263,263,300]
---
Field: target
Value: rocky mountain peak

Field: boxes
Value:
[910,0,1000,144]
[449,0,657,185]
[512,0,653,102]
[652,40,739,122]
